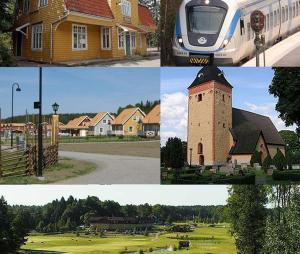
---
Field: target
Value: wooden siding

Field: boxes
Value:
[123,110,145,136]
[14,0,151,62]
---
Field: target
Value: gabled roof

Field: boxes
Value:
[138,4,157,29]
[89,112,113,127]
[65,0,114,19]
[112,107,145,125]
[188,66,233,89]
[143,104,160,124]
[63,116,91,129]
[230,108,285,154]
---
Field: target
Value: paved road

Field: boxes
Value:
[56,151,160,184]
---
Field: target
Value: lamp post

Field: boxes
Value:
[189,148,193,168]
[52,102,59,115]
[37,67,43,177]
[11,83,21,148]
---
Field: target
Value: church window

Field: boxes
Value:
[198,143,203,154]
[222,94,225,102]
[223,123,226,128]
[198,94,202,102]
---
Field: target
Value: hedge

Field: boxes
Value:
[272,170,300,181]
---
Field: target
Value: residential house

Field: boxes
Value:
[111,107,145,136]
[142,104,160,137]
[88,112,114,135]
[13,0,157,63]
[60,116,91,137]
[187,67,285,166]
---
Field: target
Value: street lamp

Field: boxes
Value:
[11,83,21,148]
[52,102,59,114]
[189,148,193,168]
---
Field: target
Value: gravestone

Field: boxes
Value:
[292,164,300,170]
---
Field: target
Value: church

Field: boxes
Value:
[187,67,286,166]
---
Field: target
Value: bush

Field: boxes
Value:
[262,154,273,171]
[273,150,287,170]
[0,43,16,67]
[250,150,262,166]
[273,170,300,181]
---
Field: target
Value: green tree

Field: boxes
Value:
[262,154,273,171]
[164,137,184,169]
[269,68,300,133]
[227,185,267,254]
[273,149,287,170]
[250,150,262,166]
[264,186,300,254]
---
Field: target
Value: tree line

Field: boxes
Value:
[2,100,160,124]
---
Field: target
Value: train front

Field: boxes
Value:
[173,0,239,66]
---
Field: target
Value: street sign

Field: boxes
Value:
[251,10,265,32]
[34,101,41,109]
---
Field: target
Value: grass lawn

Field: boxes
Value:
[21,224,236,254]
[60,141,160,158]
[0,158,97,184]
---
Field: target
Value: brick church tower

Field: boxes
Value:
[187,67,233,166]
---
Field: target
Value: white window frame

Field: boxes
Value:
[23,0,30,13]
[128,126,134,133]
[121,0,132,18]
[101,27,111,50]
[103,119,107,124]
[131,32,136,49]
[72,24,88,51]
[100,128,103,133]
[118,28,125,49]
[38,0,48,8]
[31,23,43,51]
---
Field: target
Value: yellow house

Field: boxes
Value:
[13,0,157,63]
[111,107,145,136]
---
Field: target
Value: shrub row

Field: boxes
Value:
[273,170,300,181]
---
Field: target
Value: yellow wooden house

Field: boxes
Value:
[13,0,157,63]
[111,107,145,136]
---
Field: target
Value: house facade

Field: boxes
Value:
[142,104,160,137]
[88,112,114,135]
[111,107,145,136]
[13,0,156,63]
[60,115,91,137]
[187,67,285,166]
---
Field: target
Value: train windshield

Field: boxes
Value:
[188,6,226,34]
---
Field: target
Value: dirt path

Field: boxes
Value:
[56,151,160,184]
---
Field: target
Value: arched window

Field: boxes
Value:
[222,94,225,102]
[198,143,203,154]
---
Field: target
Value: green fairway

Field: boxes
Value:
[21,224,236,254]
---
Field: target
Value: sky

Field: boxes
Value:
[161,67,297,144]
[0,67,160,119]
[0,185,228,206]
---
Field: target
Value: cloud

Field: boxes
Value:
[161,92,188,145]
[244,102,297,131]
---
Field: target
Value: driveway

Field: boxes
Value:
[56,151,160,184]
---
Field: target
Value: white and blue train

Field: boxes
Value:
[173,0,300,65]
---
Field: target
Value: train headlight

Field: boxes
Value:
[177,37,184,47]
[221,39,229,48]
[205,0,210,4]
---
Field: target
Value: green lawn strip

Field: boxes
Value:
[59,136,159,144]
[0,158,96,184]
[21,224,236,254]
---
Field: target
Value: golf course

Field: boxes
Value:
[21,224,236,254]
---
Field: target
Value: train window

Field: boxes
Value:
[297,2,299,16]
[267,14,270,30]
[270,13,273,28]
[274,11,277,26]
[286,6,288,22]
[293,3,296,17]
[247,23,251,40]
[290,6,293,19]
[240,19,245,36]
[282,7,285,22]
[277,9,280,25]
[263,16,266,32]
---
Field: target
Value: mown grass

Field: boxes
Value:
[0,158,97,184]
[21,224,236,254]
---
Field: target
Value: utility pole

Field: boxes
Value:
[37,67,43,177]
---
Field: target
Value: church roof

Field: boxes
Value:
[230,108,285,154]
[188,66,233,89]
